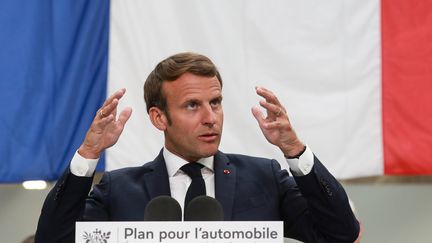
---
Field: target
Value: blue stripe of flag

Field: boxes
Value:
[0,0,109,182]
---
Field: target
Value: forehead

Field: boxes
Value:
[162,73,222,101]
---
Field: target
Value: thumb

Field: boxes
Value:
[117,107,133,125]
[251,106,265,127]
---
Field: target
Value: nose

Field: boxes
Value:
[201,104,216,127]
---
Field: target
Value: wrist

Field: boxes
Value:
[281,140,305,158]
[284,145,306,159]
[78,145,101,159]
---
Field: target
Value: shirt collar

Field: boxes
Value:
[163,147,214,177]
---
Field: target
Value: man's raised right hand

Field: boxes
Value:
[78,88,132,159]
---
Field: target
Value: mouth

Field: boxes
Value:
[198,133,219,142]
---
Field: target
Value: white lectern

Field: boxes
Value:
[76,221,283,243]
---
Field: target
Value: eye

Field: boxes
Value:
[185,101,198,110]
[210,97,222,108]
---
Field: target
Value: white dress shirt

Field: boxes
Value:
[162,148,215,211]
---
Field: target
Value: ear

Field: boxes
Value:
[149,107,168,131]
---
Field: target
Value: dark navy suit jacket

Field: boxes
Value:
[35,150,359,243]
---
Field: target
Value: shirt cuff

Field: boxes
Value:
[70,151,99,177]
[285,145,314,176]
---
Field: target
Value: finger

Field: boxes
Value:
[261,120,284,130]
[255,86,282,106]
[263,118,294,132]
[251,106,266,128]
[116,107,133,127]
[99,98,119,119]
[111,107,132,136]
[102,88,126,107]
[93,114,115,131]
[259,100,285,118]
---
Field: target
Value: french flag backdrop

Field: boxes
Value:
[0,0,431,182]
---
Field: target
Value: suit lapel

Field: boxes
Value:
[143,150,171,199]
[214,151,236,220]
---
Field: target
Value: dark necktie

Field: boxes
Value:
[181,163,206,208]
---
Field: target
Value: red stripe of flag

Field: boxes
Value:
[382,0,432,174]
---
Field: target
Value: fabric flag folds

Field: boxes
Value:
[0,0,431,182]
[381,0,432,175]
[0,0,109,182]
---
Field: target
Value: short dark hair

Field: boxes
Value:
[144,52,222,114]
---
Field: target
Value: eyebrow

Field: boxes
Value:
[211,95,223,102]
[183,98,200,105]
[180,95,222,107]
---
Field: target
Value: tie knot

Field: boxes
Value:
[181,163,204,179]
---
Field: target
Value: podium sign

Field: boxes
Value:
[76,221,283,243]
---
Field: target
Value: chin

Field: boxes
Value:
[199,147,219,157]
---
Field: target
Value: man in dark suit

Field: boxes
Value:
[35,52,359,242]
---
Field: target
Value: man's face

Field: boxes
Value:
[162,73,223,162]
